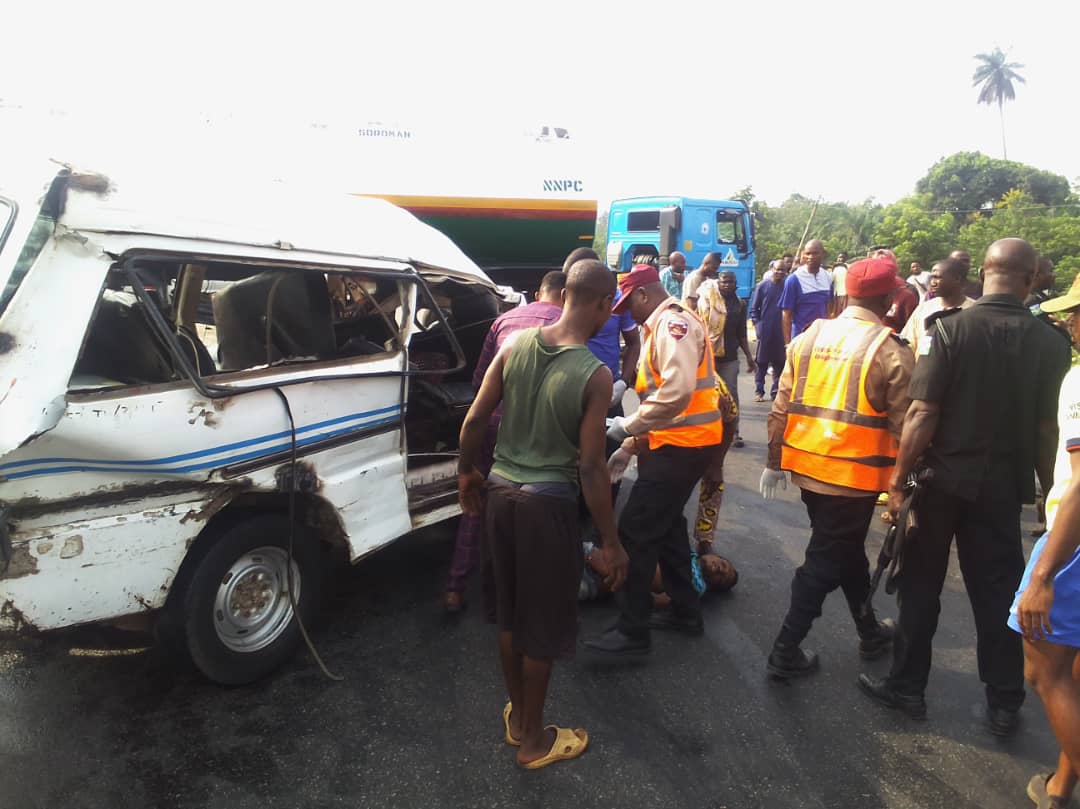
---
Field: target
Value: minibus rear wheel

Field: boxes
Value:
[179,514,321,685]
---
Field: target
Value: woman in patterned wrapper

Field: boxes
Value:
[692,374,738,554]
[579,543,737,604]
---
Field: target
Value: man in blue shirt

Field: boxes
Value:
[588,290,639,408]
[749,260,787,400]
[780,240,832,344]
[659,251,688,300]
[563,248,640,414]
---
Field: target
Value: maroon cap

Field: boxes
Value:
[612,264,660,313]
[846,257,906,298]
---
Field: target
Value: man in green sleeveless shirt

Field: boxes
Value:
[459,259,629,770]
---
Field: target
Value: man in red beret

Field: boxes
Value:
[585,264,726,655]
[760,257,915,678]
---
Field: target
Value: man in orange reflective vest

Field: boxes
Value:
[585,265,726,655]
[760,256,915,678]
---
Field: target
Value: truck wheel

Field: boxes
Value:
[180,515,321,685]
[631,252,658,266]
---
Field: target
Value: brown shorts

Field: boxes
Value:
[485,475,583,661]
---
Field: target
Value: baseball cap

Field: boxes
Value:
[612,264,660,313]
[1040,273,1080,313]
[845,257,906,298]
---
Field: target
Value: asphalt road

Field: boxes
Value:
[0,374,1061,809]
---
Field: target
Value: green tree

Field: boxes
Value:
[915,152,1072,219]
[747,195,884,279]
[957,189,1080,292]
[972,48,1026,160]
[592,209,608,259]
[816,199,883,259]
[873,194,956,269]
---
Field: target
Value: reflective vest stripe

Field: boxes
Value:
[640,375,716,394]
[842,328,882,413]
[785,402,890,429]
[680,410,724,427]
[779,444,897,468]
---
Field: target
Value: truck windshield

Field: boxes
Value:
[716,211,748,252]
[627,210,660,232]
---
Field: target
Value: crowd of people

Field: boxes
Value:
[450,237,1080,807]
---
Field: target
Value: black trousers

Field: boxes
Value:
[778,489,880,646]
[886,481,1026,710]
[617,443,716,638]
[754,341,786,399]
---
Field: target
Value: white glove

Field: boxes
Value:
[608,447,633,484]
[610,379,628,408]
[759,468,788,500]
[606,415,629,443]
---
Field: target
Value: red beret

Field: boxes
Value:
[613,264,660,313]
[846,257,906,298]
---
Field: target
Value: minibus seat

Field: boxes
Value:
[72,290,176,385]
[213,272,336,370]
[405,379,476,453]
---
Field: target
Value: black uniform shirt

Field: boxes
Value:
[909,294,1070,503]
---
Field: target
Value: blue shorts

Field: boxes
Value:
[1008,532,1080,648]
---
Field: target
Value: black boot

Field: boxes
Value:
[988,706,1020,737]
[858,617,896,660]
[767,642,820,679]
[857,674,927,719]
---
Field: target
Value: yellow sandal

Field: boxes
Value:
[503,702,520,746]
[520,726,589,770]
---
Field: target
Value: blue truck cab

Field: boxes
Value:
[605,196,756,299]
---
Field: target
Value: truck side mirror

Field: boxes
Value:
[658,206,681,263]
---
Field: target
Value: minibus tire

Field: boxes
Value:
[181,515,321,685]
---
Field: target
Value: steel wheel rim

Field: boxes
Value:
[213,546,299,653]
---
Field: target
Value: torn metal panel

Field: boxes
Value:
[0,496,212,631]
[0,236,114,456]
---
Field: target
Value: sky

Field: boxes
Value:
[3,0,1078,208]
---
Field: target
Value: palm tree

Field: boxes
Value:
[972,48,1026,160]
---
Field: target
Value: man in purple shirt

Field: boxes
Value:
[781,240,833,343]
[443,271,567,613]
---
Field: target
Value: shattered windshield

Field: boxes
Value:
[0,198,13,254]
[0,208,54,318]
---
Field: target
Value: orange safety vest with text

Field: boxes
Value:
[780,317,898,492]
[636,314,726,451]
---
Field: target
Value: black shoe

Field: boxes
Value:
[766,643,819,679]
[988,705,1020,737]
[858,618,896,660]
[857,674,927,719]
[732,436,745,448]
[648,609,704,637]
[584,626,651,656]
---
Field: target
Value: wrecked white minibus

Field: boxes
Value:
[0,164,519,683]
